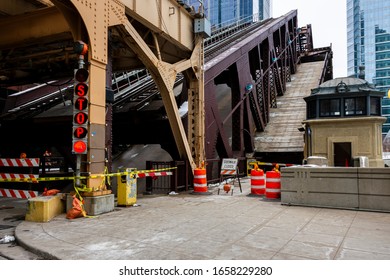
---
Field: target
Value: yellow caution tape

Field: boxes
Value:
[0,166,177,183]
[0,178,39,183]
[248,161,292,167]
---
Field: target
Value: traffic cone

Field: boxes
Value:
[248,168,265,196]
[191,166,211,195]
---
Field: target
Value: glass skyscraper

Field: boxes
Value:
[259,0,271,20]
[240,0,271,22]
[347,0,390,138]
[185,0,271,29]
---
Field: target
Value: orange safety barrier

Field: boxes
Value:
[250,168,265,196]
[193,168,208,193]
[265,171,281,199]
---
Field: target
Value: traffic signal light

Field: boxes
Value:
[72,68,89,154]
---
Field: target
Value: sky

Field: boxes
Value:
[272,0,348,78]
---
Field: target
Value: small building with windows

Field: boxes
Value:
[302,77,386,167]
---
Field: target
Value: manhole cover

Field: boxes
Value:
[0,225,15,230]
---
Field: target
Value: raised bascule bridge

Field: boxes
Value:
[0,0,332,194]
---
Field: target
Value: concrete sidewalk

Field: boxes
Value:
[15,178,390,260]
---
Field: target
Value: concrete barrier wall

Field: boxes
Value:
[358,168,390,211]
[281,167,390,211]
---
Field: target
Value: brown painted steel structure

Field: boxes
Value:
[0,2,333,186]
[203,11,299,161]
[0,0,205,190]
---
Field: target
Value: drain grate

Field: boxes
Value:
[0,225,15,230]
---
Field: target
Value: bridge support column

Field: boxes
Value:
[187,37,206,168]
[53,0,115,191]
[116,20,204,172]
[87,61,107,190]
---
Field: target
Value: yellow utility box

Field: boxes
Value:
[117,168,137,206]
[25,194,65,222]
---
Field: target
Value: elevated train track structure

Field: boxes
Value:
[0,1,333,188]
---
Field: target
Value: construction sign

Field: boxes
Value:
[220,158,238,175]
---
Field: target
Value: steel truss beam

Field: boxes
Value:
[203,11,300,169]
[50,0,202,189]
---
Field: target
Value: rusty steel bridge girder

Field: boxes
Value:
[203,11,301,165]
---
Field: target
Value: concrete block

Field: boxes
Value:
[66,194,114,216]
[282,167,390,211]
[358,168,390,211]
[280,168,300,204]
[306,168,359,208]
[25,194,65,222]
[281,167,359,209]
[307,156,328,166]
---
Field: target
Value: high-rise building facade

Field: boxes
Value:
[347,0,390,138]
[239,0,254,22]
[240,0,271,22]
[185,0,271,29]
[259,0,271,20]
[213,0,240,27]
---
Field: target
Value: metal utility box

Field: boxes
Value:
[117,168,137,206]
[353,156,369,167]
[194,18,211,38]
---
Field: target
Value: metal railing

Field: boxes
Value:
[145,160,190,194]
[145,158,247,193]
[205,13,266,48]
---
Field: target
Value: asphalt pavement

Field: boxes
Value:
[2,178,390,260]
[0,197,42,259]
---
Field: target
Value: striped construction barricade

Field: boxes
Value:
[0,188,39,199]
[136,171,172,179]
[192,168,211,195]
[0,158,40,198]
[250,168,265,196]
[0,158,40,183]
[265,171,281,199]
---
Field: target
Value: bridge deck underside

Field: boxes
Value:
[254,61,325,153]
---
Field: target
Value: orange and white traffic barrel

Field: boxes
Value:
[192,168,211,195]
[265,171,281,199]
[250,168,265,196]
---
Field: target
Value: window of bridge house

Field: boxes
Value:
[308,100,316,119]
[370,97,381,115]
[345,97,366,116]
[320,99,340,117]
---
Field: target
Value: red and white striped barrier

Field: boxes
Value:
[0,158,40,167]
[220,170,236,175]
[136,171,172,178]
[0,158,40,183]
[0,188,39,199]
[0,173,39,182]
